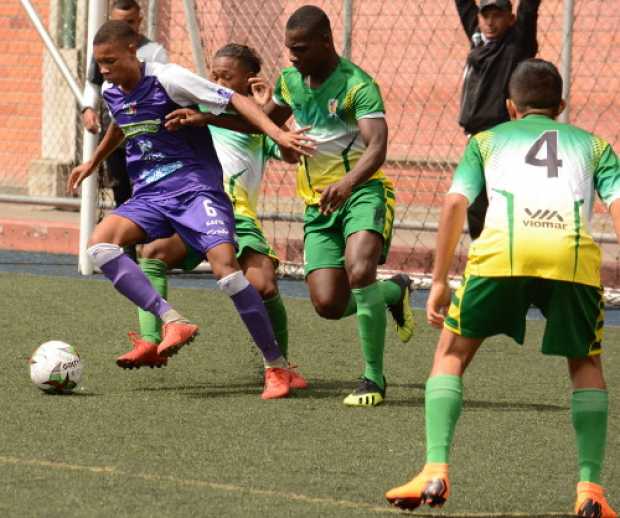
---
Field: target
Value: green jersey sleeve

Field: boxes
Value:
[272,74,291,107]
[263,136,282,162]
[449,136,485,204]
[352,81,385,119]
[593,138,620,207]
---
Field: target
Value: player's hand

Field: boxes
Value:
[248,77,273,107]
[273,126,316,157]
[426,280,452,329]
[82,108,100,134]
[68,161,95,193]
[164,108,208,131]
[317,178,353,215]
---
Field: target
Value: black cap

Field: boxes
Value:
[479,0,513,12]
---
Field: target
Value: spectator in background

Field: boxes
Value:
[455,0,541,239]
[81,0,168,261]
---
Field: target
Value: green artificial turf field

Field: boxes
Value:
[1,273,618,517]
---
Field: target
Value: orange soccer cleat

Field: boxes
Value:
[116,332,167,369]
[261,367,291,400]
[288,364,309,390]
[385,464,450,511]
[575,482,617,518]
[157,321,199,358]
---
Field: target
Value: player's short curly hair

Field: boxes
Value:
[509,58,563,112]
[214,44,262,75]
[286,5,331,36]
[93,20,138,46]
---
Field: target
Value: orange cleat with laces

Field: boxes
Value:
[261,367,291,400]
[157,321,199,358]
[385,464,450,511]
[116,332,167,369]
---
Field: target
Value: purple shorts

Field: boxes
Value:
[114,189,236,255]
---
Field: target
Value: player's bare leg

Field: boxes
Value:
[386,330,483,510]
[210,243,291,399]
[568,356,617,517]
[87,215,197,361]
[241,250,307,390]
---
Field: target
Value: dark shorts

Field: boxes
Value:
[114,189,236,256]
[444,275,604,358]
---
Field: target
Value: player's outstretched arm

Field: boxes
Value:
[229,92,315,157]
[318,117,387,215]
[67,123,124,192]
[427,193,468,328]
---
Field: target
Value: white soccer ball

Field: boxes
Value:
[29,341,82,394]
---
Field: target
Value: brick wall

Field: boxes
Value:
[0,1,47,193]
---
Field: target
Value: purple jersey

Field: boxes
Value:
[102,62,233,196]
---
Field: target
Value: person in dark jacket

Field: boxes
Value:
[456,0,541,238]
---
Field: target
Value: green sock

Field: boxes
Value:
[264,294,288,359]
[341,279,402,319]
[379,278,402,306]
[352,282,386,388]
[425,375,463,464]
[572,389,608,484]
[138,258,168,343]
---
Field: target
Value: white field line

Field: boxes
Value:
[0,455,571,517]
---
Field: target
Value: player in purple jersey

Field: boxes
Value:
[68,21,314,398]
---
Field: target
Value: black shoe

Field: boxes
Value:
[386,274,415,343]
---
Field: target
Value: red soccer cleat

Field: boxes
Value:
[385,464,450,511]
[116,332,167,369]
[575,482,617,518]
[261,367,291,400]
[157,321,199,358]
[288,364,309,390]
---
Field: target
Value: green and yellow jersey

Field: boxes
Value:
[209,126,280,223]
[451,114,620,287]
[272,57,393,205]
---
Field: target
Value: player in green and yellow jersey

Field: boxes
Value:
[261,5,414,407]
[116,44,308,400]
[386,59,618,517]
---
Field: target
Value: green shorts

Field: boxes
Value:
[180,215,278,271]
[303,179,395,276]
[444,275,604,358]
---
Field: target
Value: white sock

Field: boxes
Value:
[264,356,288,369]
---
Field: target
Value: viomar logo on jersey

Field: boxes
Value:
[522,208,567,230]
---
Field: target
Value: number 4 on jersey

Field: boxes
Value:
[525,131,563,178]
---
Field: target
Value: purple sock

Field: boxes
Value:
[231,284,282,362]
[100,253,172,318]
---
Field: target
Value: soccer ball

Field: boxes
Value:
[29,341,82,394]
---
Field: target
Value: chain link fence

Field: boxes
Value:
[2,0,620,290]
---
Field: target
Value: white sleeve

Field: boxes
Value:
[151,62,233,115]
[82,80,100,111]
[152,45,169,64]
[138,42,169,64]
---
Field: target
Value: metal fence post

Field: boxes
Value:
[182,0,207,77]
[558,0,575,124]
[342,0,353,59]
[147,0,159,40]
[78,0,107,275]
